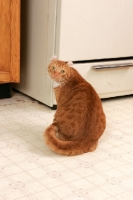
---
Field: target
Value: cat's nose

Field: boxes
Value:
[54,72,59,76]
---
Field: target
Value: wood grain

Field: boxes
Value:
[10,0,20,83]
[0,71,10,83]
[0,1,11,72]
[0,0,20,83]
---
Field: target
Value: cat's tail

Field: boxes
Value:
[44,124,86,156]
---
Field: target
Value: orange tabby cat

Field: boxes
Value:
[44,58,106,156]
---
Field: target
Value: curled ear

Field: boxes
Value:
[50,55,57,61]
[67,61,73,67]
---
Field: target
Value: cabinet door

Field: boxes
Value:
[0,0,20,83]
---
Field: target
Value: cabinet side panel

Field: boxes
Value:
[10,0,20,82]
[0,1,11,72]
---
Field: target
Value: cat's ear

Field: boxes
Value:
[67,61,73,67]
[50,55,57,61]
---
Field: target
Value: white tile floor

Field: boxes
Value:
[0,91,133,200]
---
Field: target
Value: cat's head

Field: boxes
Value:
[48,58,73,84]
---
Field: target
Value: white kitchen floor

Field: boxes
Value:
[0,91,133,200]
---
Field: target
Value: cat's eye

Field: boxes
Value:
[51,66,55,70]
[60,70,65,73]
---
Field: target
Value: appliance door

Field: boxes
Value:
[52,60,133,105]
[73,60,133,98]
[55,0,133,61]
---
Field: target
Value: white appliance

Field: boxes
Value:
[15,0,133,107]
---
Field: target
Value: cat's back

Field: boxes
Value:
[60,67,102,107]
[57,68,104,117]
[55,68,105,139]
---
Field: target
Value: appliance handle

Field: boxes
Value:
[92,62,133,70]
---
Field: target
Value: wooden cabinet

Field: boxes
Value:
[0,0,20,83]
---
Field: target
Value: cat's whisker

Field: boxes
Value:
[37,74,51,87]
[42,77,51,86]
[40,74,49,80]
